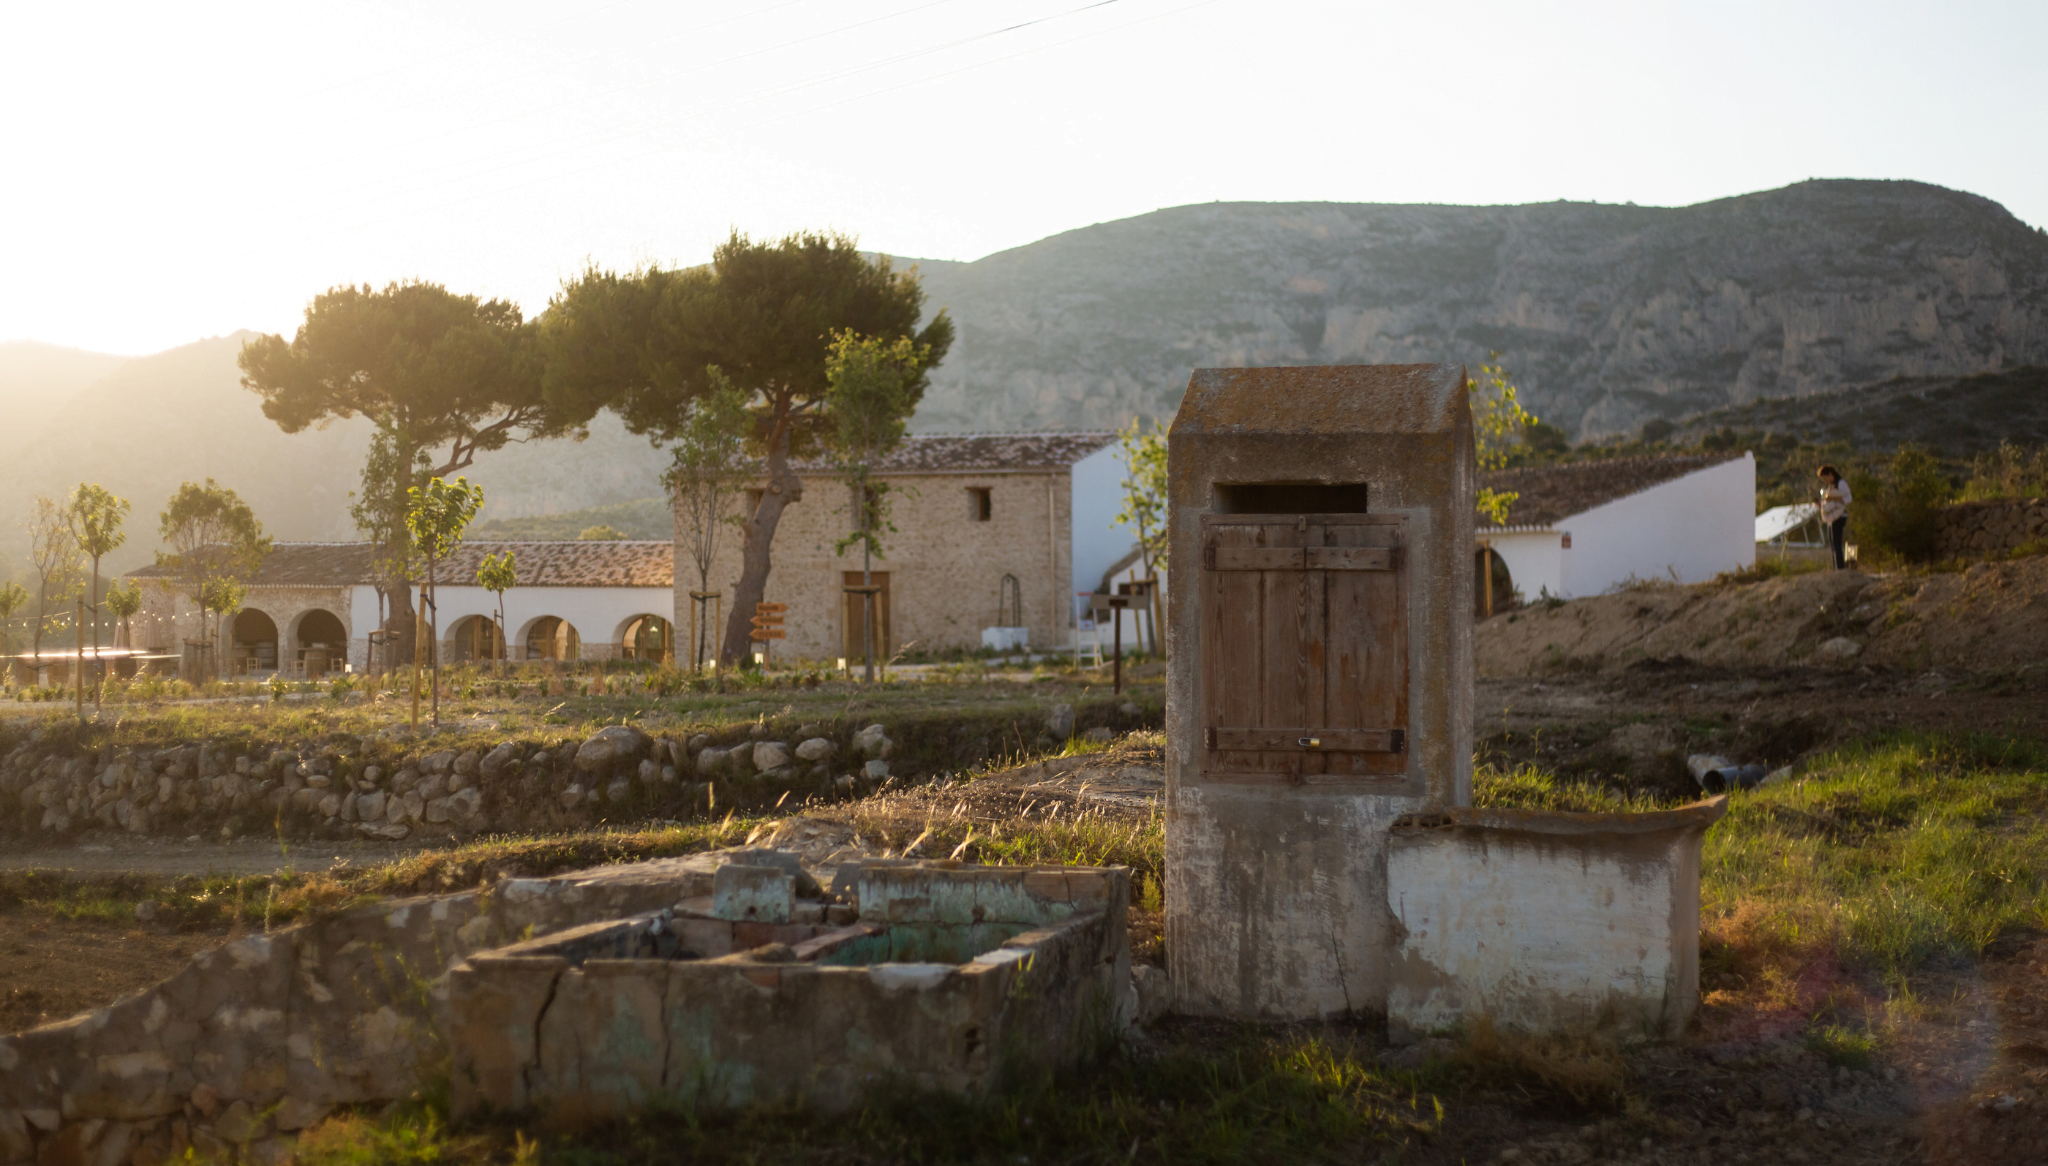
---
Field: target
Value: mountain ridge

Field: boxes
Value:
[906,179,2048,438]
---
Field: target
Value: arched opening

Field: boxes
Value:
[1474,547,1515,619]
[231,609,278,676]
[295,609,347,677]
[449,615,503,662]
[620,614,672,662]
[526,617,581,662]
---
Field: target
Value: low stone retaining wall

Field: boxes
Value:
[0,856,722,1166]
[1384,797,1726,1041]
[1936,498,2048,558]
[0,701,1156,844]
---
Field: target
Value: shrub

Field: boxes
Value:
[1961,440,2048,502]
[1856,445,1953,563]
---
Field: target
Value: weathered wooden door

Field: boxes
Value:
[1199,513,1408,782]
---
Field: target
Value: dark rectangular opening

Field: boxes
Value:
[967,486,993,521]
[1213,482,1369,514]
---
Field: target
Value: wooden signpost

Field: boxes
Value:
[749,602,787,665]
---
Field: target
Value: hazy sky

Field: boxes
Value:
[5,0,2043,356]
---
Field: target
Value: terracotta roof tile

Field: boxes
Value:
[792,432,1116,474]
[1480,452,1747,529]
[128,541,673,589]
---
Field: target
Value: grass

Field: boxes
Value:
[31,726,2048,1162]
[0,661,1162,783]
[0,818,773,931]
[1472,757,1673,814]
[285,1026,1438,1166]
[1701,731,2048,979]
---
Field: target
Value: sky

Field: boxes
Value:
[4,0,2044,356]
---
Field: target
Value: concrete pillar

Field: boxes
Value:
[1164,364,1474,1019]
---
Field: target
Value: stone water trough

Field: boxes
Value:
[450,857,1130,1118]
[0,851,1130,1164]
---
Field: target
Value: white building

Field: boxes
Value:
[127,541,676,676]
[1477,452,1755,604]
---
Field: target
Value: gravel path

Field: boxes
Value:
[0,836,451,879]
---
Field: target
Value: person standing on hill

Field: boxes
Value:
[1818,464,1852,569]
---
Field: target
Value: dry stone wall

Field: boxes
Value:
[0,701,1158,844]
[0,858,719,1166]
[1935,498,2048,558]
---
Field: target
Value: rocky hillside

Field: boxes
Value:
[909,180,2048,439]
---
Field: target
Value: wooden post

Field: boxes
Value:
[75,598,85,723]
[1483,543,1494,619]
[411,587,424,733]
[1108,595,1129,695]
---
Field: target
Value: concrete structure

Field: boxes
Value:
[450,860,1130,1118]
[1163,364,1722,1035]
[1386,799,1727,1039]
[125,541,675,675]
[677,434,1129,661]
[1479,452,1755,602]
[1165,364,1476,1019]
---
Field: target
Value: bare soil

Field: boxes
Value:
[0,913,223,1033]
[1477,556,2048,678]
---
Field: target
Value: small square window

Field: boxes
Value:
[967,487,993,522]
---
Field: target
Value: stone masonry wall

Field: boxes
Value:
[1934,498,2048,559]
[0,858,719,1166]
[0,702,1154,845]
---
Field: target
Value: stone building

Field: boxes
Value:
[125,541,675,676]
[675,433,1130,663]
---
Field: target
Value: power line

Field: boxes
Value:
[287,0,1139,230]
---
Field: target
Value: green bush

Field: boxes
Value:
[1856,446,1953,563]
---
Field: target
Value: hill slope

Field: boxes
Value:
[0,337,669,576]
[0,341,133,446]
[908,180,2048,439]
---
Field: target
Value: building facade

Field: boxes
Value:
[1477,452,1755,604]
[126,541,676,676]
[674,433,1129,663]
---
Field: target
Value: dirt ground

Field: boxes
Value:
[7,610,2048,1160]
[1477,556,2048,678]
[0,914,223,1033]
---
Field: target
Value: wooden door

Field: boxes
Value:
[1199,513,1407,783]
[842,571,892,661]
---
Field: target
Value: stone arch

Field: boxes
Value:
[522,616,581,662]
[616,614,673,662]
[291,608,348,677]
[231,608,279,675]
[448,614,505,663]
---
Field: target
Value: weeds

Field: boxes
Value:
[292,1026,1437,1166]
[1702,731,2048,983]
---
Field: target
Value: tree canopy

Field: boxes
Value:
[543,230,952,663]
[65,482,129,701]
[240,280,577,662]
[157,479,270,676]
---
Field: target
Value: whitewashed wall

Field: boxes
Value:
[1482,531,1564,605]
[426,584,676,662]
[1071,442,1130,613]
[1559,454,1755,597]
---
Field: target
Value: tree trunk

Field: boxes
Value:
[385,582,417,675]
[721,395,803,665]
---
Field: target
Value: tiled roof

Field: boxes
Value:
[128,541,673,589]
[1479,452,1747,529]
[792,432,1117,475]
